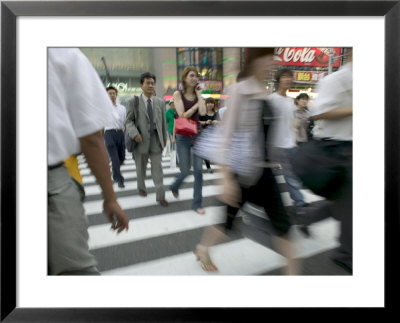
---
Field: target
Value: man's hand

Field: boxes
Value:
[103,200,129,233]
[134,134,142,143]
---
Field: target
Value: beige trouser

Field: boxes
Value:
[48,166,99,275]
[134,131,165,201]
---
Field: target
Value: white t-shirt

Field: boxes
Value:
[310,63,352,141]
[48,48,113,165]
[104,103,127,131]
[268,92,297,149]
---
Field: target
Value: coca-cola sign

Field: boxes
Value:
[274,48,342,67]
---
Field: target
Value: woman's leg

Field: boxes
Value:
[258,168,300,275]
[192,148,204,211]
[195,179,244,271]
[170,135,191,194]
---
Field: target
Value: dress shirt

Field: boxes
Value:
[104,103,127,130]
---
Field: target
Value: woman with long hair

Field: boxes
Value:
[170,67,207,214]
[194,48,299,274]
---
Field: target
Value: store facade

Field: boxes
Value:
[273,47,345,99]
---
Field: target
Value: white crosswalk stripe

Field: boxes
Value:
[78,151,337,275]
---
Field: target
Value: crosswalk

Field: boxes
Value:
[78,151,341,275]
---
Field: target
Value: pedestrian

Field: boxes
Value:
[199,97,219,173]
[194,48,299,275]
[217,71,246,121]
[48,48,129,275]
[104,86,127,188]
[310,48,353,273]
[125,72,169,207]
[169,66,207,214]
[269,68,308,210]
[293,93,311,146]
[165,97,177,154]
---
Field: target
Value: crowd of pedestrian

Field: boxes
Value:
[48,47,352,275]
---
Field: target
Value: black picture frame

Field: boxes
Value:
[1,1,398,321]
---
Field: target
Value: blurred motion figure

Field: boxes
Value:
[269,69,308,210]
[48,48,129,275]
[310,48,353,273]
[194,48,299,274]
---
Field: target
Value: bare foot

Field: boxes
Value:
[194,248,218,272]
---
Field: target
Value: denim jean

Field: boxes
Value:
[168,132,179,164]
[168,133,176,152]
[170,134,203,210]
[272,146,305,207]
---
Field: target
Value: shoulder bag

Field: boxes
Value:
[175,116,197,137]
[125,96,139,153]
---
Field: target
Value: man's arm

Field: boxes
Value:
[312,106,352,121]
[79,130,129,233]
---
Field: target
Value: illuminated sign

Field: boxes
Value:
[294,71,328,83]
[274,48,342,67]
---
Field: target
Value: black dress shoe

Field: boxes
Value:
[118,181,125,188]
[158,199,168,207]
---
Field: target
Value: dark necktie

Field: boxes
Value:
[147,98,154,134]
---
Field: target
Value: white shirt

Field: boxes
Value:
[104,103,127,130]
[48,48,113,165]
[310,63,352,141]
[268,92,297,149]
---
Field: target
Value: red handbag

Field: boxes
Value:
[175,117,197,137]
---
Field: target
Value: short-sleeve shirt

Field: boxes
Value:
[268,92,297,149]
[48,48,113,166]
[310,63,352,141]
[165,108,177,134]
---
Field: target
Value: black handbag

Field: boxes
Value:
[289,139,347,200]
[125,96,139,153]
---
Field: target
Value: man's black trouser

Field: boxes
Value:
[104,129,125,182]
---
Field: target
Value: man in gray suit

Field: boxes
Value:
[126,72,168,206]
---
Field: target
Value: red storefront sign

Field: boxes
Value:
[274,48,342,67]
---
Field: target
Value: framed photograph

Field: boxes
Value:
[1,0,398,321]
